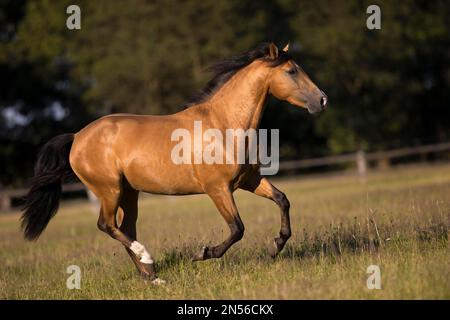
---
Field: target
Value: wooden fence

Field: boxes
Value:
[279,141,450,173]
[1,141,450,212]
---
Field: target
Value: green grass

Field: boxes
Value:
[0,164,449,299]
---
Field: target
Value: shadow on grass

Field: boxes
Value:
[156,244,275,272]
[281,217,448,260]
[157,245,197,271]
[155,217,448,271]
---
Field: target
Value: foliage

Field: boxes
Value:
[0,0,449,186]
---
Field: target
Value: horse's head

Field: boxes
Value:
[266,43,327,114]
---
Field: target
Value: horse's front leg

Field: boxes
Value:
[241,175,291,257]
[193,185,244,261]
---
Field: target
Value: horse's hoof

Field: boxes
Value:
[192,246,208,261]
[151,278,166,285]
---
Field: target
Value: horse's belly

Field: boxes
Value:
[124,161,203,195]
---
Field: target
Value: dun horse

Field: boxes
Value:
[21,43,327,284]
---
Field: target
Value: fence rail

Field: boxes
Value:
[1,141,450,212]
[0,182,87,213]
[279,141,450,170]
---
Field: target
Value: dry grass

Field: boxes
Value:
[0,164,449,299]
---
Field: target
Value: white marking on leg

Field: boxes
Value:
[130,241,154,264]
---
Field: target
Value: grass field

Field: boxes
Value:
[0,164,449,299]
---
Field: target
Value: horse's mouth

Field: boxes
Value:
[306,104,325,115]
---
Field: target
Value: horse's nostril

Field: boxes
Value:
[320,96,327,107]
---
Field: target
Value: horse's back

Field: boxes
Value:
[69,113,204,195]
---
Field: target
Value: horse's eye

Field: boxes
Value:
[287,68,297,76]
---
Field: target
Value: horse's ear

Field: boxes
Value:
[267,42,279,60]
[282,42,289,52]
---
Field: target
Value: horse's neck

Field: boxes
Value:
[205,64,270,130]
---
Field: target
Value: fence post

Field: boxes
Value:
[0,192,12,212]
[356,150,367,177]
[86,188,100,214]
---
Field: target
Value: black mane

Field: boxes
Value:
[184,43,292,108]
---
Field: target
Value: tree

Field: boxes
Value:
[285,0,450,153]
[1,0,449,186]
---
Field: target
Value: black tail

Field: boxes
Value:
[21,133,75,241]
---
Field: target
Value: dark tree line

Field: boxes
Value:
[0,0,449,186]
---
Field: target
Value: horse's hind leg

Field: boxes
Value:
[117,190,144,274]
[118,188,162,282]
[93,184,162,284]
[241,175,291,257]
[193,185,244,261]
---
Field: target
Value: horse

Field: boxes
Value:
[21,42,327,284]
